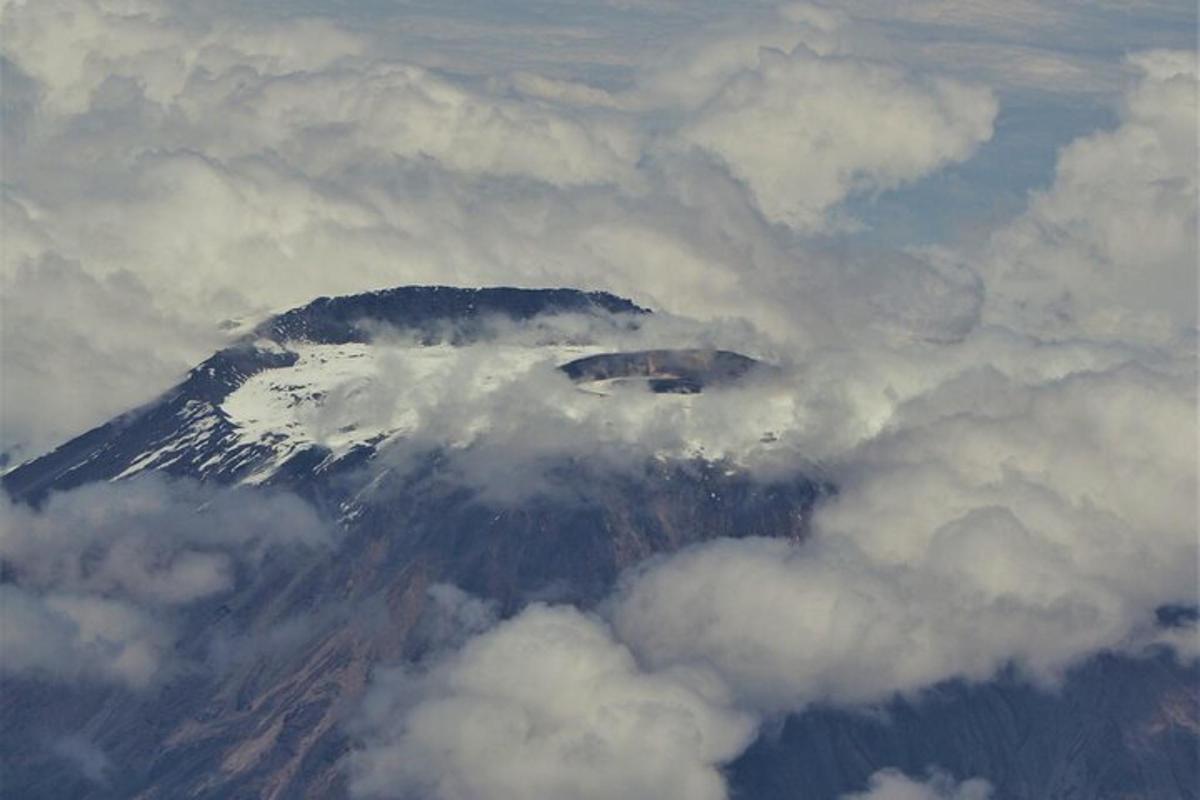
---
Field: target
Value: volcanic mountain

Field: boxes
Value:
[1,286,1195,799]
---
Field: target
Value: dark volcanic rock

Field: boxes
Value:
[256,285,647,345]
[559,348,772,393]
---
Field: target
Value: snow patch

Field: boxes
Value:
[219,342,610,483]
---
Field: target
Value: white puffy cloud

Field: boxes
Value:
[841,769,992,800]
[631,4,846,110]
[351,329,1196,793]
[218,65,643,185]
[0,0,364,116]
[344,324,796,503]
[0,476,331,685]
[0,255,217,466]
[1,475,331,602]
[0,584,168,688]
[817,0,1193,96]
[980,50,1198,343]
[0,0,1007,459]
[610,351,1197,710]
[354,333,1197,787]
[678,44,997,230]
[349,604,756,800]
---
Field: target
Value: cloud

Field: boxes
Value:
[0,255,216,465]
[347,87,1197,779]
[351,333,1196,788]
[0,475,331,686]
[221,64,644,186]
[608,348,1196,710]
[0,1,364,117]
[2,1,1196,794]
[349,312,1195,793]
[282,311,805,503]
[406,583,502,656]
[0,0,1006,458]
[349,592,1001,800]
[50,734,113,785]
[841,769,992,800]
[1,475,330,602]
[0,584,168,688]
[979,50,1198,343]
[814,0,1194,96]
[677,44,997,230]
[349,604,756,800]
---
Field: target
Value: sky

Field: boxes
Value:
[0,1,1197,798]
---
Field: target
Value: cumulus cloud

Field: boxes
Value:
[0,256,218,466]
[349,604,756,800]
[0,584,169,688]
[0,0,1004,458]
[605,336,1196,711]
[980,50,1198,343]
[842,769,992,800]
[347,50,1191,788]
[678,44,997,230]
[349,597,999,800]
[406,583,502,656]
[611,521,1185,715]
[1,475,330,601]
[352,333,1196,789]
[0,1,364,116]
[0,476,331,686]
[223,65,643,185]
[347,48,1195,786]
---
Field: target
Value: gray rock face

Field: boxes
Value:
[1,286,1195,799]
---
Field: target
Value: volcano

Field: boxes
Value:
[1,286,1195,800]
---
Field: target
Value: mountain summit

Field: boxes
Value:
[4,286,768,504]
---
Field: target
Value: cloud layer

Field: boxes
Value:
[351,605,756,800]
[0,476,330,686]
[345,32,1196,799]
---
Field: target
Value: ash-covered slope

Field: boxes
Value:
[1,286,1195,800]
